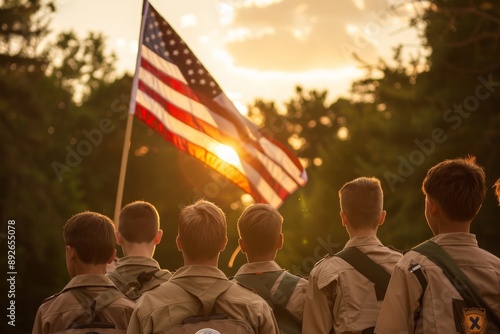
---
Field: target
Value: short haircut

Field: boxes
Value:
[237,204,283,256]
[64,211,116,264]
[339,177,384,229]
[119,201,160,243]
[178,199,227,261]
[495,179,500,206]
[422,156,486,221]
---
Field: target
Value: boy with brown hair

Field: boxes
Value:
[375,157,500,334]
[106,200,171,300]
[127,199,279,334]
[32,211,134,334]
[232,203,307,334]
[303,177,402,333]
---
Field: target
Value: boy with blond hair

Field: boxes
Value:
[303,177,402,333]
[233,203,307,334]
[127,199,279,334]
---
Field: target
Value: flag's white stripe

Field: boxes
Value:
[140,45,187,84]
[259,137,307,185]
[136,89,282,205]
[139,62,241,139]
[253,145,299,193]
[139,63,301,192]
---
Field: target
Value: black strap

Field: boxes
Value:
[234,271,302,334]
[334,247,391,299]
[413,240,500,331]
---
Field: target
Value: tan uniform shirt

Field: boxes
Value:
[375,233,500,334]
[32,274,135,334]
[127,265,280,334]
[303,235,402,334]
[106,256,172,298]
[233,260,308,321]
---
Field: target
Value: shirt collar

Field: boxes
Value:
[235,261,282,275]
[431,232,478,246]
[61,274,117,293]
[345,235,383,248]
[170,265,228,281]
[115,256,161,269]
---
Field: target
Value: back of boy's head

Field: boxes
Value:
[178,199,227,261]
[422,156,486,221]
[237,203,282,256]
[119,201,160,243]
[339,177,383,229]
[64,211,116,264]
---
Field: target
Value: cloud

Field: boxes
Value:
[223,0,412,71]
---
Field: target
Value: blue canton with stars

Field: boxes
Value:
[143,4,222,98]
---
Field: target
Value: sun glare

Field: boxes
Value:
[213,144,241,166]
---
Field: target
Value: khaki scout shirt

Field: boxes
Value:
[106,256,172,297]
[127,265,280,334]
[233,260,308,321]
[375,233,500,334]
[303,235,402,334]
[32,274,134,334]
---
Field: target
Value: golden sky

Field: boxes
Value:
[51,0,422,110]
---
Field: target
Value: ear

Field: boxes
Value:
[426,196,439,218]
[66,245,76,260]
[153,230,163,245]
[276,233,284,250]
[220,235,228,252]
[378,210,387,226]
[107,249,117,264]
[116,231,123,246]
[176,235,183,252]
[238,238,247,254]
[340,211,348,226]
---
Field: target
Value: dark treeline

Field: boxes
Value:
[1,0,499,332]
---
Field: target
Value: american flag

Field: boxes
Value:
[131,2,307,207]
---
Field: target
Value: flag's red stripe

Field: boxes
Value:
[135,103,268,203]
[137,79,292,200]
[140,57,201,103]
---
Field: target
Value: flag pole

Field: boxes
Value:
[113,0,150,224]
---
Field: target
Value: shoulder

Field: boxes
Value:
[310,253,351,278]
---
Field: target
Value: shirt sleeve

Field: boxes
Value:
[303,274,334,333]
[374,262,423,334]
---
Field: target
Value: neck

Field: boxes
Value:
[73,263,108,277]
[436,219,471,234]
[183,254,219,267]
[246,252,276,263]
[121,242,155,258]
[347,227,378,239]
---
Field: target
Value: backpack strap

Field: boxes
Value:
[233,270,302,333]
[68,288,124,329]
[107,268,170,300]
[413,240,500,331]
[334,247,391,300]
[170,279,234,320]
